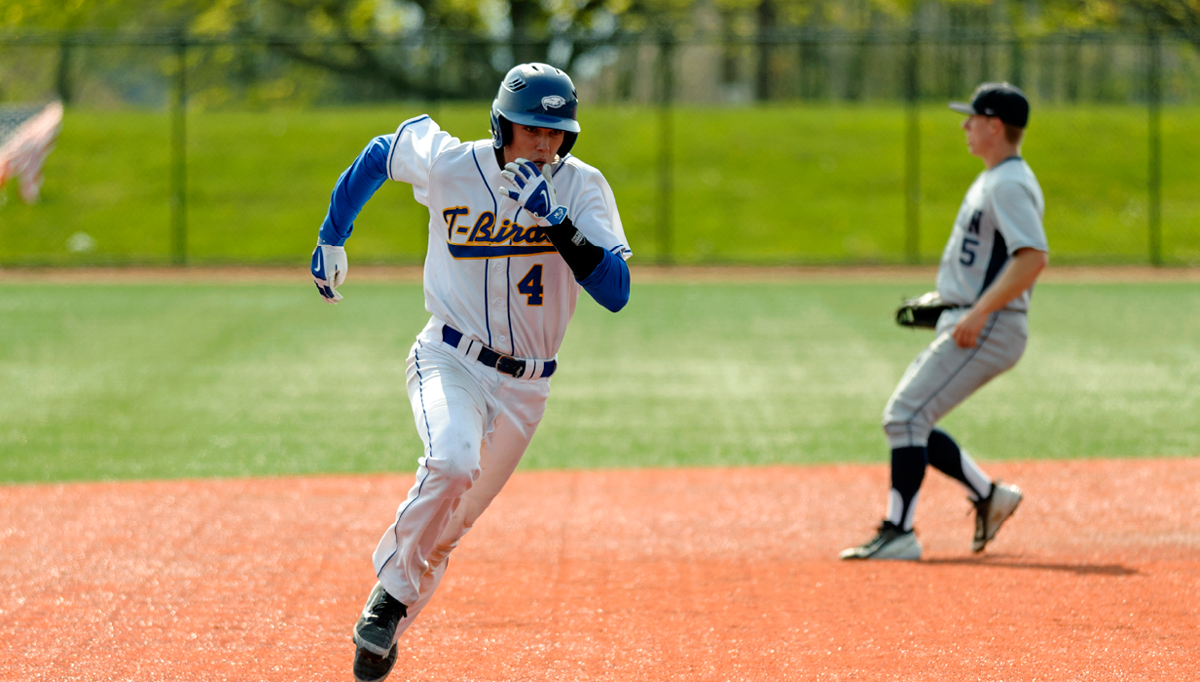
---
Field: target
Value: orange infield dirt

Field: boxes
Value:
[2,460,1199,681]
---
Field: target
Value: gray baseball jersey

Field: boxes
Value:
[884,155,1048,452]
[936,157,1047,311]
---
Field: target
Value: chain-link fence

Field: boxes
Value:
[1,29,1197,265]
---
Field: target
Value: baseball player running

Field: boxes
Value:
[309,63,632,681]
[841,83,1048,561]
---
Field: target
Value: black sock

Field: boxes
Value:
[927,429,992,500]
[890,445,927,531]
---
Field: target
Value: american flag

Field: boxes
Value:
[0,101,64,205]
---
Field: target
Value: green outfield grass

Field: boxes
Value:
[1,280,1197,483]
[1,104,1197,265]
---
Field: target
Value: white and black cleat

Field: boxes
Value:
[839,520,923,561]
[972,482,1022,552]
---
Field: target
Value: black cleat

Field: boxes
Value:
[352,582,408,657]
[353,642,399,682]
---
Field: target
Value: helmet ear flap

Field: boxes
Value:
[490,109,513,150]
[558,131,577,157]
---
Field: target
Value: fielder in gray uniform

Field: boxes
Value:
[841,83,1048,561]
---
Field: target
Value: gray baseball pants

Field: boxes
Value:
[882,308,1028,450]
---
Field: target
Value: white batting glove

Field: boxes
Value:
[311,244,348,304]
[499,158,568,226]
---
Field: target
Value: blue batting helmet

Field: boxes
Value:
[490,63,580,157]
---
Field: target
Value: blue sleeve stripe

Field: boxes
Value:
[318,134,394,246]
[577,249,630,313]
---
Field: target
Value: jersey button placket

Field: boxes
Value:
[488,259,510,354]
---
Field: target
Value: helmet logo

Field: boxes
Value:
[541,95,566,109]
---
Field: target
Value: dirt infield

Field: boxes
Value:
[2,459,1197,681]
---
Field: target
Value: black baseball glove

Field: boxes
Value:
[895,291,952,329]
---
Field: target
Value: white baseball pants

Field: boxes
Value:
[371,322,551,640]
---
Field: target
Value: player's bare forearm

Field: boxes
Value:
[952,248,1047,348]
[975,248,1047,314]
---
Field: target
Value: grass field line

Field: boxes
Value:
[2,263,1199,285]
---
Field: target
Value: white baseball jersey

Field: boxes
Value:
[935,156,1047,312]
[387,115,632,360]
[369,113,631,614]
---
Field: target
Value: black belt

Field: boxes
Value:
[441,325,556,379]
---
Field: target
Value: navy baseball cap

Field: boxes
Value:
[949,82,1030,128]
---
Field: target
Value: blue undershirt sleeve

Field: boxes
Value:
[576,249,630,313]
[317,134,394,246]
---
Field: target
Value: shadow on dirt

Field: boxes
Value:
[922,557,1138,576]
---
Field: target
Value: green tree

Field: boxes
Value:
[3,0,668,100]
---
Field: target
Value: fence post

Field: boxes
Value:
[904,27,920,264]
[1009,35,1025,89]
[56,36,74,105]
[171,30,188,266]
[657,31,674,265]
[1147,29,1162,266]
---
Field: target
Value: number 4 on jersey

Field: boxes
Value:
[518,264,544,305]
